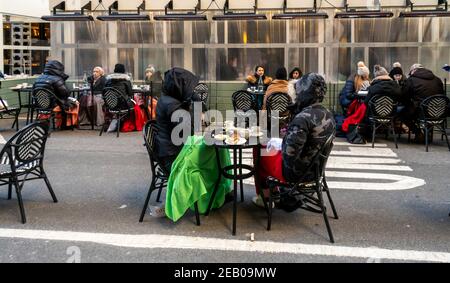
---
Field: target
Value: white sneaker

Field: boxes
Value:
[252,195,274,209]
[149,205,166,218]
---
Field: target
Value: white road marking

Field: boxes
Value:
[333,142,388,148]
[326,171,426,191]
[327,157,412,172]
[332,148,398,157]
[0,134,6,145]
[0,228,448,262]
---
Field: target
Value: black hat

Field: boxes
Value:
[114,64,126,74]
[390,67,403,76]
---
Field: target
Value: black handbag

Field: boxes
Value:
[346,124,366,144]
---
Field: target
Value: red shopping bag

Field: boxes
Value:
[253,146,285,194]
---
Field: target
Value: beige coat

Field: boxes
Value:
[263,79,289,110]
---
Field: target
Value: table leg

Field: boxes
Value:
[91,93,95,130]
[239,148,244,203]
[232,148,238,236]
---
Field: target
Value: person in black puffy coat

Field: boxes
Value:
[365,65,402,105]
[33,60,72,107]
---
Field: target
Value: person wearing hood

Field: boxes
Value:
[389,65,406,88]
[339,61,370,113]
[288,67,302,102]
[263,67,289,110]
[246,65,273,90]
[156,67,202,173]
[252,73,336,209]
[33,60,79,129]
[365,65,402,105]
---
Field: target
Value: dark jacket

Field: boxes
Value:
[156,68,200,159]
[339,76,356,110]
[105,73,133,98]
[33,60,71,104]
[365,76,402,105]
[88,75,107,95]
[282,74,336,183]
[403,68,444,106]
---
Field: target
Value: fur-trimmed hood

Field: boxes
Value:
[246,75,273,85]
[106,73,131,82]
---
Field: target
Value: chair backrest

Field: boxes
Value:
[419,95,449,121]
[232,90,257,113]
[368,95,397,118]
[32,87,57,111]
[194,83,209,103]
[0,122,49,172]
[266,92,292,117]
[143,120,168,177]
[102,87,130,111]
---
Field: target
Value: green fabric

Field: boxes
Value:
[165,136,232,222]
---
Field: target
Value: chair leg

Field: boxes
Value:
[156,181,164,203]
[43,174,58,203]
[139,179,156,222]
[323,178,338,220]
[194,202,201,226]
[425,126,429,152]
[239,149,244,203]
[441,125,450,151]
[116,115,120,138]
[14,181,26,224]
[8,179,12,200]
[372,123,376,148]
[267,186,274,231]
[317,188,334,243]
[99,122,106,136]
[391,120,398,149]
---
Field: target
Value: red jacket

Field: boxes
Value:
[342,100,367,133]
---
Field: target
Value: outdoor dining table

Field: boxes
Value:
[205,135,263,236]
[72,87,95,129]
[10,86,34,125]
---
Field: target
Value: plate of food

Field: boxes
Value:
[225,133,247,145]
[214,133,227,141]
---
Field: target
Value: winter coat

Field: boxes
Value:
[88,75,107,95]
[246,74,273,90]
[263,79,289,110]
[287,79,298,103]
[282,75,336,183]
[403,68,444,110]
[365,76,402,105]
[156,68,200,159]
[105,73,133,98]
[339,78,356,110]
[33,60,71,105]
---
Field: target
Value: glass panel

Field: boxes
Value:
[117,22,163,44]
[75,49,106,78]
[334,20,351,43]
[228,21,286,44]
[31,50,49,75]
[355,18,419,42]
[138,49,167,81]
[75,22,107,44]
[288,48,319,74]
[216,48,239,81]
[170,48,184,69]
[332,47,365,81]
[193,49,208,80]
[117,48,135,79]
[440,18,450,42]
[193,22,211,44]
[227,48,284,80]
[3,50,12,75]
[289,20,319,43]
[368,47,418,76]
[168,22,184,44]
[3,23,11,45]
[422,18,433,42]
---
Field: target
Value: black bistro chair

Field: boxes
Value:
[32,87,59,130]
[232,90,258,127]
[416,95,450,152]
[100,87,135,138]
[0,93,20,131]
[0,122,57,223]
[139,121,200,225]
[265,134,338,243]
[367,95,398,149]
[266,92,292,136]
[194,83,209,106]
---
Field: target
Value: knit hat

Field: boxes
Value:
[114,64,126,74]
[393,62,402,68]
[357,61,366,68]
[357,66,370,77]
[374,65,389,77]
[390,67,403,76]
[275,67,288,80]
[409,63,423,75]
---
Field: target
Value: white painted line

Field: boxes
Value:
[327,157,412,172]
[326,171,426,191]
[0,228,448,262]
[332,148,398,157]
[333,142,388,147]
[0,134,6,145]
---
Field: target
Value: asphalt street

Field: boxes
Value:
[0,119,449,263]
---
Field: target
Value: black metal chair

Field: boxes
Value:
[417,95,450,152]
[0,94,20,131]
[139,121,200,225]
[265,134,338,243]
[0,122,57,223]
[266,92,292,136]
[32,87,58,130]
[100,87,135,138]
[367,95,398,149]
[194,83,209,105]
[232,90,258,127]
